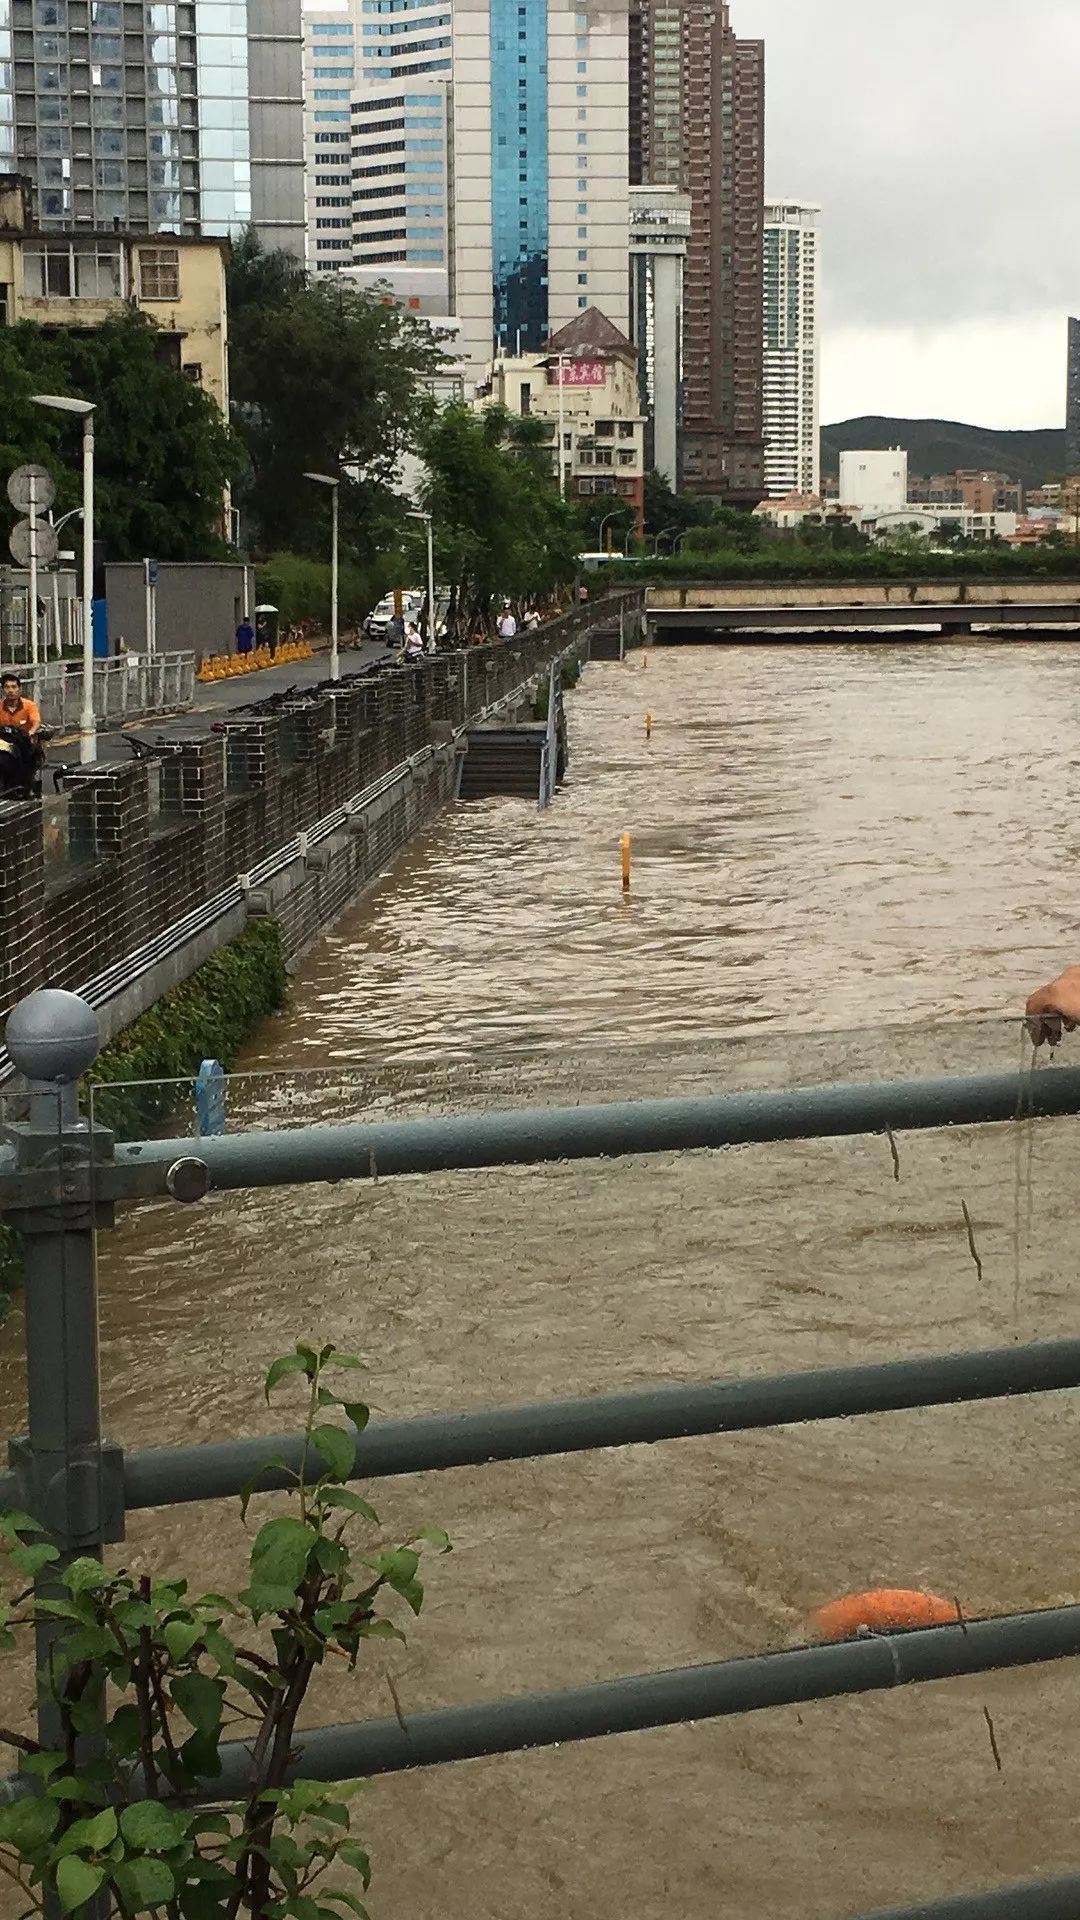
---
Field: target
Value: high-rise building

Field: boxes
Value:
[763,198,819,498]
[629,0,765,504]
[628,181,689,488]
[303,0,452,280]
[1067,316,1080,475]
[451,0,630,382]
[0,0,304,251]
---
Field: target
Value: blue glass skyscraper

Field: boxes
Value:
[489,0,548,351]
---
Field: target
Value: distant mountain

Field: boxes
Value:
[821,416,1066,490]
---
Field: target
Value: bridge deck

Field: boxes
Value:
[648,600,1080,634]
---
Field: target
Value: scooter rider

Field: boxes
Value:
[0,672,42,740]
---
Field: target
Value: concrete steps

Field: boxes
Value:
[459,725,546,800]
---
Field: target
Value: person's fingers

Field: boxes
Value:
[1026,985,1054,1017]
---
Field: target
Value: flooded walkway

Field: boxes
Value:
[7,642,1080,1917]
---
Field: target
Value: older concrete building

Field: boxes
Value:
[629,0,765,504]
[0,174,229,415]
[0,0,303,253]
[477,305,646,531]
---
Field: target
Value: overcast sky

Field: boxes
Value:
[735,0,1080,428]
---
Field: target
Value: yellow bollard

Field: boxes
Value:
[621,831,631,892]
[642,651,648,670]
[645,710,653,740]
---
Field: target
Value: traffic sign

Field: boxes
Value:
[145,558,160,587]
[7,464,55,514]
[9,517,59,568]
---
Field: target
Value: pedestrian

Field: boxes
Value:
[498,607,517,640]
[404,622,424,661]
[236,616,254,657]
[523,606,541,632]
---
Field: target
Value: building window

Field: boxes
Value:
[139,247,180,300]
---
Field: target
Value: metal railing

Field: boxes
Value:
[1,992,1080,1918]
[19,654,195,731]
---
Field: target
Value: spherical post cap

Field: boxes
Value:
[5,990,101,1082]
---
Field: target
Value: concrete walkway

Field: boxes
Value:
[48,638,392,775]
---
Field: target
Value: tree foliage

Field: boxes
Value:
[227,233,444,559]
[0,1342,449,1919]
[414,403,581,639]
[0,315,242,560]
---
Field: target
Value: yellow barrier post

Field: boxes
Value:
[621,831,631,892]
[645,710,653,740]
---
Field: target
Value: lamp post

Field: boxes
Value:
[47,507,82,659]
[407,509,436,648]
[597,509,627,556]
[32,394,95,763]
[555,351,572,497]
[303,472,340,680]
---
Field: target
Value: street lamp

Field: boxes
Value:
[31,394,95,763]
[302,472,340,681]
[47,508,83,660]
[407,509,436,648]
[597,509,628,556]
[652,523,679,556]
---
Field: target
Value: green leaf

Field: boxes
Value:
[18,1750,65,1779]
[414,1527,451,1553]
[325,1353,366,1372]
[63,1558,110,1597]
[342,1404,370,1436]
[112,1855,177,1912]
[170,1671,226,1735]
[310,1426,355,1481]
[265,1352,314,1401]
[119,1803,191,1852]
[55,1808,118,1858]
[0,1508,45,1538]
[250,1517,317,1596]
[163,1619,205,1663]
[46,1776,85,1801]
[8,1542,60,1577]
[0,1794,61,1849]
[240,1582,303,1619]
[56,1856,105,1914]
[106,1705,141,1758]
[318,1488,378,1523]
[358,1619,406,1644]
[321,1893,371,1920]
[179,1727,222,1780]
[375,1548,419,1590]
[332,1845,372,1888]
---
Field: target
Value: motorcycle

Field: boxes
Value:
[0,725,50,801]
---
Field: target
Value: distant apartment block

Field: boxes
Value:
[630,0,765,504]
[838,447,908,513]
[1,0,304,252]
[763,199,819,498]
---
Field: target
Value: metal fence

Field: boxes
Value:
[19,654,195,731]
[2,991,1080,1917]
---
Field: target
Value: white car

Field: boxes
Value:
[363,591,423,642]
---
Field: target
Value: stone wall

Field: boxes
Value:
[0,616,604,1029]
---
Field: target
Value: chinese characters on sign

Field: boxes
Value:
[549,359,606,386]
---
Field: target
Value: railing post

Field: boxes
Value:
[1,989,124,1749]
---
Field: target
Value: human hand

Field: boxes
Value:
[1025,966,1080,1046]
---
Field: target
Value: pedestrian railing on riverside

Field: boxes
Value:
[21,654,195,731]
[3,994,1080,1919]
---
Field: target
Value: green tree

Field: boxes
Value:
[415,403,581,639]
[0,315,241,560]
[227,238,444,558]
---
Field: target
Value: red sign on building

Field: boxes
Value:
[549,359,606,387]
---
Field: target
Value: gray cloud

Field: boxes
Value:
[735,0,1080,421]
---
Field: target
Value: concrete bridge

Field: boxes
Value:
[645,579,1080,641]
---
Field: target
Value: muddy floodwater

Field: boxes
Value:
[7,641,1080,1917]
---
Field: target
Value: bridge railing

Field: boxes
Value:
[1,992,1079,1919]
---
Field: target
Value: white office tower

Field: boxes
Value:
[303,7,357,273]
[629,183,690,488]
[763,200,821,497]
[451,0,630,384]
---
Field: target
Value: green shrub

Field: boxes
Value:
[255,550,387,629]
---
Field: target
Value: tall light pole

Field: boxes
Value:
[303,472,340,680]
[32,394,95,763]
[554,351,572,496]
[407,509,436,648]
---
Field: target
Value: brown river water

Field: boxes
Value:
[6,640,1080,1917]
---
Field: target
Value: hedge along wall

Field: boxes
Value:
[0,919,288,1313]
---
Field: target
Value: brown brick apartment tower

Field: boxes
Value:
[629,1,765,505]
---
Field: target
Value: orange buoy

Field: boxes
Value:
[807,1589,962,1643]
